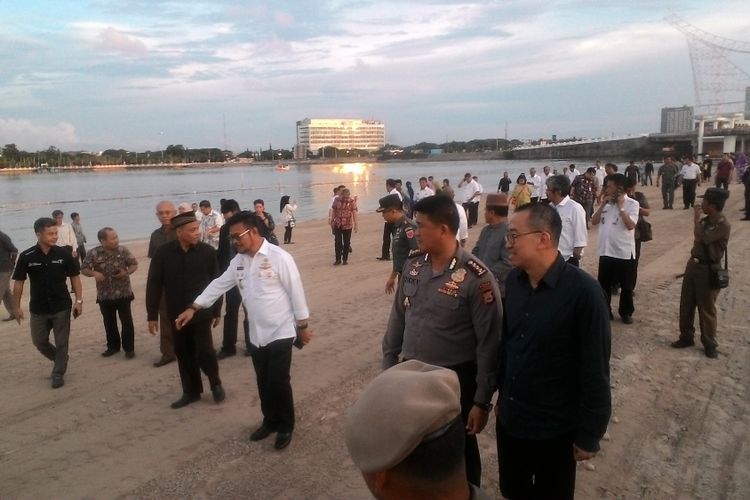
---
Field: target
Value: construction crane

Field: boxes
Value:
[667,14,750,116]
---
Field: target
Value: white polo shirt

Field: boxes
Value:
[455,202,468,242]
[680,162,701,180]
[528,174,543,198]
[552,196,588,261]
[566,169,581,183]
[414,186,435,202]
[594,167,606,190]
[539,172,551,200]
[459,179,480,204]
[597,196,640,260]
[194,239,310,347]
[389,188,403,201]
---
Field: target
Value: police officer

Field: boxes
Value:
[382,194,502,487]
[672,187,731,358]
[377,194,419,294]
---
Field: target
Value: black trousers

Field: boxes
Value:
[98,298,135,352]
[222,286,249,353]
[497,423,576,500]
[682,179,698,208]
[381,222,394,258]
[597,256,636,318]
[634,239,642,289]
[449,361,483,487]
[284,224,293,244]
[174,318,221,395]
[77,245,86,265]
[334,227,352,263]
[250,338,295,433]
[463,202,479,227]
[744,182,750,211]
[715,177,729,190]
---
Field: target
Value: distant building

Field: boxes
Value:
[661,106,694,134]
[745,86,750,120]
[296,118,385,153]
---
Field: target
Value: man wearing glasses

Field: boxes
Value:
[498,203,611,500]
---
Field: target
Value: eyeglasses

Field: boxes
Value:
[505,230,543,245]
[229,228,251,242]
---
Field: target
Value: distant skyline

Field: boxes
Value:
[1,1,748,152]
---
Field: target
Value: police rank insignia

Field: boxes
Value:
[451,269,467,283]
[466,259,487,277]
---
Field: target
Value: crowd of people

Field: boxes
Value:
[1,151,744,498]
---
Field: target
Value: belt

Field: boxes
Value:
[691,257,712,265]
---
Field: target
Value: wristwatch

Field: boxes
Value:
[75,299,83,304]
[474,401,493,412]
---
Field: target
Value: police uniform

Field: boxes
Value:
[677,190,731,354]
[391,215,419,276]
[383,246,502,487]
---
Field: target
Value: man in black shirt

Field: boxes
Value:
[148,200,177,367]
[497,171,512,194]
[497,203,611,499]
[146,212,224,408]
[0,228,18,321]
[12,218,83,389]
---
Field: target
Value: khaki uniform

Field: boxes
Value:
[678,213,731,349]
[383,246,502,487]
[391,215,419,276]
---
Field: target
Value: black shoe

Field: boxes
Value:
[153,357,176,367]
[101,348,120,357]
[334,261,341,266]
[621,315,633,325]
[275,431,293,450]
[125,351,135,359]
[51,377,64,389]
[704,348,718,359]
[1,315,15,322]
[250,425,273,442]
[211,384,225,403]
[376,257,391,261]
[342,261,348,265]
[671,339,695,349]
[216,349,236,360]
[741,217,750,221]
[170,393,201,409]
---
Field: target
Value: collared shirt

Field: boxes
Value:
[471,221,511,296]
[12,245,80,314]
[527,174,543,198]
[383,246,502,404]
[459,179,480,204]
[199,210,224,249]
[193,239,310,347]
[472,182,483,204]
[146,240,221,322]
[680,162,701,180]
[499,255,611,451]
[565,169,581,183]
[498,177,512,193]
[82,245,137,302]
[148,226,176,259]
[594,166,606,189]
[690,214,730,263]
[539,172,551,199]
[597,196,640,260]
[552,196,588,261]
[71,222,87,246]
[658,162,680,185]
[388,188,403,202]
[55,222,78,248]
[414,187,435,202]
[0,230,18,272]
[455,202,468,242]
[571,175,596,205]
[332,197,358,230]
[392,215,419,274]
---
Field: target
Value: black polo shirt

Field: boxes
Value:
[499,255,611,452]
[12,244,80,315]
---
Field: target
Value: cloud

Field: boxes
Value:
[274,12,295,28]
[99,27,148,55]
[0,119,78,150]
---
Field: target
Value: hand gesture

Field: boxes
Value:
[174,308,195,331]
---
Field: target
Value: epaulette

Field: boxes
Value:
[408,248,425,258]
[465,259,487,277]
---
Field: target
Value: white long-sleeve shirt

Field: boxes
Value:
[552,196,588,261]
[455,202,469,242]
[193,239,310,347]
[55,223,78,248]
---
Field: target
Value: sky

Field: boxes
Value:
[1,0,749,152]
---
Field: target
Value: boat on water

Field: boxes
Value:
[276,163,290,171]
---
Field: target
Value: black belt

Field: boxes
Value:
[691,257,712,265]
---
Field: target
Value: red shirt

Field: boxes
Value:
[717,159,733,179]
[332,197,358,230]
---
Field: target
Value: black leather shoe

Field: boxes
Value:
[170,393,201,409]
[671,339,695,349]
[704,348,718,359]
[211,384,225,403]
[275,431,292,450]
[51,377,64,389]
[621,316,633,325]
[101,349,120,357]
[376,257,391,261]
[125,351,135,359]
[153,357,176,367]
[250,425,273,442]
[2,315,15,322]
[216,349,236,360]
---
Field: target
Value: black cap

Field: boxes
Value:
[698,187,730,203]
[376,194,403,212]
[171,212,197,229]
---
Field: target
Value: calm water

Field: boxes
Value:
[0,159,581,249]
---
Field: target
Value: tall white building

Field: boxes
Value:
[296,118,385,153]
[660,106,694,134]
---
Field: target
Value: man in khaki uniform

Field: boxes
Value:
[671,188,731,358]
[377,194,419,294]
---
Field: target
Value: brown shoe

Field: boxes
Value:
[153,357,176,367]
[670,339,695,349]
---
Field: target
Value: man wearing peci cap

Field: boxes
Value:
[378,194,419,294]
[471,193,512,298]
[345,360,490,500]
[146,212,225,408]
[671,188,731,358]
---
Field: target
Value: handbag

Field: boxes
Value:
[705,244,729,289]
[635,218,652,242]
[288,217,296,228]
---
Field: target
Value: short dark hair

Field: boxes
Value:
[707,197,727,212]
[71,212,80,220]
[487,205,509,217]
[52,210,63,217]
[515,203,562,246]
[221,199,240,214]
[391,417,465,481]
[625,177,637,189]
[419,176,427,182]
[253,199,265,207]
[413,194,459,235]
[546,175,571,197]
[199,200,211,208]
[386,178,397,189]
[606,173,627,189]
[586,167,596,175]
[97,227,114,242]
[34,217,56,234]
[605,162,618,172]
[226,210,260,231]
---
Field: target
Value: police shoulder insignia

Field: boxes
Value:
[408,248,424,258]
[466,259,487,277]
